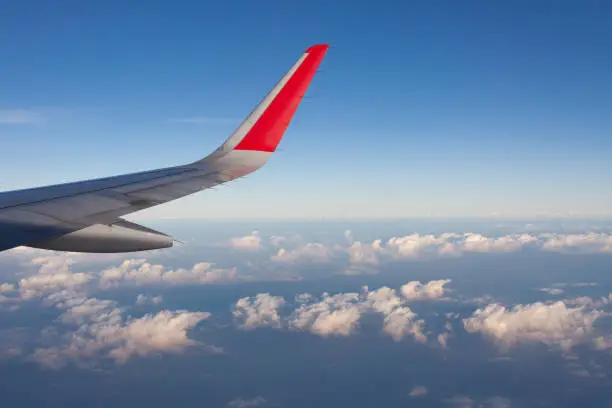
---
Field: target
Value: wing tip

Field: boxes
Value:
[305,44,330,54]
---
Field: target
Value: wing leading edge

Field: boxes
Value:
[0,44,329,252]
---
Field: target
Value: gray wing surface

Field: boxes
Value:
[0,163,228,251]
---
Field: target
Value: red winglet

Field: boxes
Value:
[234,44,329,152]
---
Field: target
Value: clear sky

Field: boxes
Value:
[1,0,612,220]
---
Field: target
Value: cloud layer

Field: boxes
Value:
[3,229,612,372]
[225,230,612,275]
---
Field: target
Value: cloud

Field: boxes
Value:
[31,301,211,368]
[233,294,286,329]
[0,109,43,124]
[290,292,363,337]
[100,259,239,288]
[269,235,288,246]
[4,253,242,295]
[221,231,612,277]
[381,233,536,259]
[437,320,454,349]
[540,233,612,254]
[19,272,93,300]
[238,280,446,342]
[17,257,93,300]
[1,254,242,310]
[454,233,538,254]
[400,279,451,301]
[0,283,15,293]
[364,286,426,342]
[56,296,120,325]
[463,300,603,351]
[382,306,426,343]
[371,234,455,259]
[228,231,262,251]
[348,233,538,266]
[30,255,76,275]
[104,310,210,364]
[382,233,457,259]
[271,243,334,264]
[409,385,428,397]
[368,232,612,262]
[136,294,163,306]
[277,232,540,275]
[227,397,268,408]
[288,288,428,341]
[315,231,612,274]
[0,252,132,302]
[540,287,564,295]
[365,286,403,315]
[345,241,380,274]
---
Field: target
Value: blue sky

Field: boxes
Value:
[1,0,612,219]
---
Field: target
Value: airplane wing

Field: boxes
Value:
[0,44,329,253]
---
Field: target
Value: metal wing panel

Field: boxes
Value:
[22,194,132,222]
[0,166,190,211]
[15,166,217,225]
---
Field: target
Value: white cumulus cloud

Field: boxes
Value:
[56,296,120,325]
[136,294,164,306]
[271,243,334,264]
[382,306,426,343]
[400,279,451,301]
[290,293,362,337]
[463,300,603,351]
[228,231,262,251]
[100,259,238,288]
[0,283,15,293]
[540,287,564,296]
[540,233,612,254]
[31,304,211,368]
[233,293,286,329]
[18,257,93,300]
